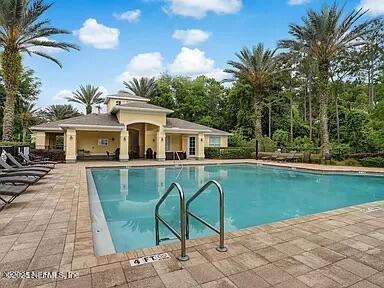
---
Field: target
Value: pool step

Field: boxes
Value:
[159,237,177,242]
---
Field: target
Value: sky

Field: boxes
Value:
[23,0,384,112]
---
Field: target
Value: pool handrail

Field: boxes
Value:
[155,182,189,261]
[186,180,227,252]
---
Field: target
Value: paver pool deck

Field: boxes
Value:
[1,159,384,288]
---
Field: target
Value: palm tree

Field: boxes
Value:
[43,104,81,122]
[123,77,157,99]
[224,44,280,140]
[65,85,104,114]
[18,102,40,141]
[0,0,79,141]
[279,3,370,155]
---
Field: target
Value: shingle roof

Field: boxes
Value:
[114,101,174,113]
[30,113,124,131]
[165,118,231,135]
[106,91,149,102]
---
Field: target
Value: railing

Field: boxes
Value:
[155,182,189,261]
[186,180,227,252]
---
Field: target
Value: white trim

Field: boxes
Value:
[30,127,63,132]
[112,106,173,114]
[58,124,124,130]
[188,136,196,157]
[205,132,232,136]
[164,128,211,134]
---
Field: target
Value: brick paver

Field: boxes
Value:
[0,160,384,287]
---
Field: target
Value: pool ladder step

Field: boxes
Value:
[154,180,227,261]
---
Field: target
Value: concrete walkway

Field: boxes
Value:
[0,160,384,287]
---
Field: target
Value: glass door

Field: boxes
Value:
[189,136,196,156]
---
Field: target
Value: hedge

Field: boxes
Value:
[360,157,384,167]
[205,147,255,159]
[31,149,65,162]
[0,142,30,147]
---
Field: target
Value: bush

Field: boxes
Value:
[205,147,220,159]
[228,129,249,147]
[272,130,289,147]
[219,147,255,159]
[258,137,277,152]
[292,136,314,152]
[0,141,30,147]
[331,143,351,161]
[360,157,384,167]
[342,158,361,166]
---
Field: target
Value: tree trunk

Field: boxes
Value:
[333,84,340,144]
[2,50,22,141]
[290,94,294,143]
[268,104,272,138]
[254,89,262,141]
[318,61,331,156]
[309,79,313,141]
[303,81,307,122]
[86,105,92,114]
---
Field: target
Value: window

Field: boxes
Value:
[165,135,171,151]
[189,137,196,156]
[116,100,121,106]
[208,136,220,147]
[98,139,108,146]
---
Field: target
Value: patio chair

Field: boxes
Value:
[5,153,53,172]
[276,151,297,162]
[0,174,40,184]
[261,151,280,160]
[19,152,56,165]
[0,183,30,210]
[0,158,49,176]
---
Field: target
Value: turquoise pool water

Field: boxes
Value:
[89,164,384,253]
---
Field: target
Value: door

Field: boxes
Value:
[188,136,196,156]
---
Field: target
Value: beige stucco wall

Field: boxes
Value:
[117,110,166,127]
[106,98,134,113]
[76,131,120,155]
[34,131,46,150]
[65,129,77,162]
[204,135,229,148]
[170,134,182,151]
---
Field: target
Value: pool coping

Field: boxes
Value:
[81,159,384,263]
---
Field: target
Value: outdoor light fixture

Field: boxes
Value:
[153,138,155,142]
[161,137,164,142]
[70,135,73,140]
[124,137,127,141]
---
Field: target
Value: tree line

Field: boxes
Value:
[1,1,383,156]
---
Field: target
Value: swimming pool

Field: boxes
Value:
[88,164,384,255]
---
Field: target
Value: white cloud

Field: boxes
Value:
[113,9,141,22]
[74,18,119,49]
[359,0,384,15]
[53,89,72,103]
[165,0,242,18]
[172,29,211,45]
[117,52,165,83]
[169,47,229,80]
[29,37,62,54]
[288,0,310,5]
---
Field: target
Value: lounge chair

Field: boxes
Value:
[276,151,297,162]
[5,153,52,172]
[0,183,30,210]
[286,151,299,162]
[261,151,280,160]
[0,168,47,178]
[0,174,39,184]
[0,158,49,175]
[19,152,56,165]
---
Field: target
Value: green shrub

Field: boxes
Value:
[205,147,220,159]
[342,158,361,166]
[258,137,277,152]
[228,129,249,147]
[0,141,30,147]
[292,136,314,151]
[272,130,289,147]
[360,157,384,167]
[331,143,351,161]
[219,147,255,159]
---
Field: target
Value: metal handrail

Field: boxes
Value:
[155,182,189,261]
[186,180,227,252]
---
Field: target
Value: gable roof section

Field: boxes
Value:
[165,118,231,136]
[112,101,174,114]
[30,113,124,131]
[105,91,150,103]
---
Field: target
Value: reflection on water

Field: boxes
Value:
[91,164,384,253]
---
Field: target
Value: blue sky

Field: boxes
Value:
[23,0,382,112]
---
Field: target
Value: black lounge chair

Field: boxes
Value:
[5,153,52,172]
[0,174,39,184]
[19,152,56,166]
[0,183,30,210]
[0,158,49,176]
[261,151,280,160]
